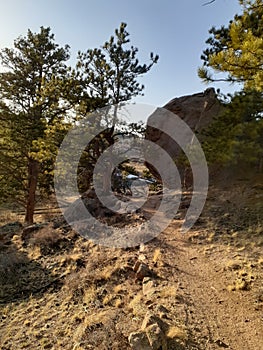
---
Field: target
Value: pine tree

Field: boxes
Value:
[198,0,263,91]
[75,22,159,192]
[0,27,71,223]
[198,0,263,170]
[201,90,263,169]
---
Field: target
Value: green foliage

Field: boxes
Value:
[199,0,263,91]
[201,90,263,168]
[76,22,159,108]
[0,23,158,219]
[76,22,158,192]
[199,1,263,170]
[0,27,72,221]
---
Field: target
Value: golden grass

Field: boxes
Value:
[152,248,162,264]
[166,325,188,340]
[83,285,97,305]
[159,285,177,299]
[114,284,124,294]
[0,209,22,225]
[128,292,144,316]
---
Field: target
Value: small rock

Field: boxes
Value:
[156,304,169,315]
[214,339,229,348]
[134,262,152,281]
[141,312,165,331]
[133,260,141,272]
[146,323,167,350]
[139,243,145,252]
[142,277,156,295]
[128,331,152,350]
[138,254,147,262]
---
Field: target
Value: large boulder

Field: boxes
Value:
[162,87,221,130]
[145,88,223,185]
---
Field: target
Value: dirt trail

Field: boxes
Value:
[1,185,262,350]
[160,224,263,350]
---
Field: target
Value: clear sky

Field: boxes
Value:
[0,0,242,106]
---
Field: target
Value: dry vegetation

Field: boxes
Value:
[0,173,263,349]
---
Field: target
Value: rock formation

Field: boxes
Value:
[145,88,223,185]
[163,87,221,130]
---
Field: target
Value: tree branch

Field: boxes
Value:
[202,0,216,6]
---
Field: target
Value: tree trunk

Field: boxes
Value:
[25,159,39,224]
[102,127,115,193]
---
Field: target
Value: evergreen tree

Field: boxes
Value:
[0,27,72,223]
[77,22,159,107]
[198,0,263,170]
[202,90,263,169]
[75,22,159,192]
[198,0,263,91]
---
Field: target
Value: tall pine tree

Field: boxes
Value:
[198,0,263,170]
[198,0,263,90]
[0,27,71,223]
[75,22,159,192]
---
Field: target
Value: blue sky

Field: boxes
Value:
[0,0,242,106]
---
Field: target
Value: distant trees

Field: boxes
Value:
[198,0,263,170]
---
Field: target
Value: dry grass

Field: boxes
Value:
[128,292,144,316]
[29,225,65,253]
[0,209,23,225]
[158,285,178,299]
[0,249,28,284]
[225,260,242,271]
[166,325,188,341]
[82,285,97,305]
[227,264,256,291]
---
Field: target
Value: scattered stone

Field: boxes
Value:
[133,260,141,272]
[135,263,153,281]
[129,314,168,350]
[214,339,229,348]
[128,331,152,350]
[146,323,167,350]
[138,254,147,262]
[142,277,156,295]
[139,243,145,252]
[225,262,242,271]
[156,304,169,315]
[141,312,165,331]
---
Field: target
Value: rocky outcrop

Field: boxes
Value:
[129,312,168,350]
[163,87,222,131]
[145,88,223,184]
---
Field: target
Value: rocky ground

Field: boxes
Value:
[0,173,262,350]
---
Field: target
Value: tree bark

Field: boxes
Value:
[25,159,39,224]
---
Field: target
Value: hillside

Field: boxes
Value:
[0,172,262,350]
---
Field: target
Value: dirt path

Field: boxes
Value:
[160,224,263,350]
